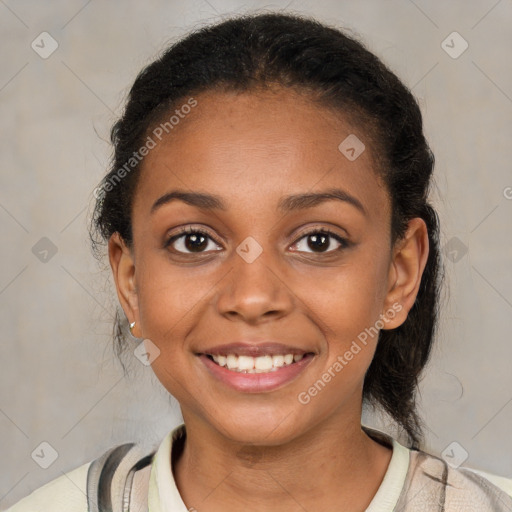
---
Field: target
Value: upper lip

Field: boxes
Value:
[200,342,313,357]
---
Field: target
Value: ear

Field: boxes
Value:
[108,232,141,337]
[381,218,429,329]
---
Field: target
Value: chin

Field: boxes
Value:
[212,409,307,447]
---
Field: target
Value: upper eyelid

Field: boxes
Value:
[292,224,349,240]
[167,225,218,241]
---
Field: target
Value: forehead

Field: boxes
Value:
[133,88,389,218]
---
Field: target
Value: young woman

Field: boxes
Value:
[5,12,512,512]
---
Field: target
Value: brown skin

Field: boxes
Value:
[109,87,429,511]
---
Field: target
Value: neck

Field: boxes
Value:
[173,409,393,512]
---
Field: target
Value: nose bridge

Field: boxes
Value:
[215,237,292,321]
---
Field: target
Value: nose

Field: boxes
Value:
[215,246,294,324]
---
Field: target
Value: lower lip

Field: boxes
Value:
[199,354,314,393]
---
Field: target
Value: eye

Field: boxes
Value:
[291,228,350,254]
[164,226,222,254]
[164,226,350,256]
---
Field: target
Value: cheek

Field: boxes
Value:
[294,266,387,415]
[133,252,232,394]
[300,254,390,343]
[136,262,209,341]
[134,262,210,401]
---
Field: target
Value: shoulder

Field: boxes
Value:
[397,448,512,511]
[3,461,91,512]
[466,468,512,497]
[3,441,155,512]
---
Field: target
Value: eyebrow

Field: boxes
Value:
[150,187,366,215]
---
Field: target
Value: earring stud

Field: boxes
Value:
[129,321,136,334]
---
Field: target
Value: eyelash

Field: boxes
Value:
[164,225,351,255]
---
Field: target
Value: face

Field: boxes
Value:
[109,87,428,446]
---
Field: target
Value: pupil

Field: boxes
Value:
[308,234,329,252]
[185,233,208,252]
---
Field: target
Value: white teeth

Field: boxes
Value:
[238,355,254,370]
[254,355,273,370]
[210,353,306,373]
[226,354,238,369]
[272,355,284,368]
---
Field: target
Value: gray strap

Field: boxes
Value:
[87,443,155,512]
[86,443,135,512]
[122,453,155,512]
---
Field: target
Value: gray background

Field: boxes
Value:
[1,0,511,508]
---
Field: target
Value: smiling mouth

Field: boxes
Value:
[204,353,314,373]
